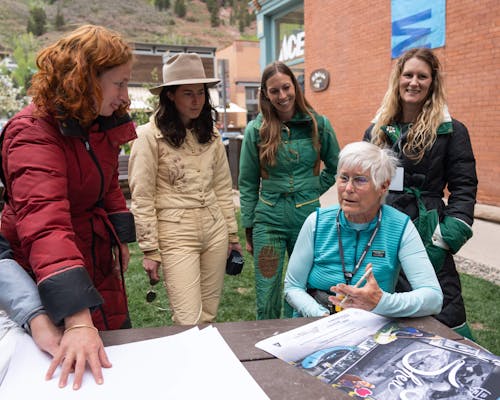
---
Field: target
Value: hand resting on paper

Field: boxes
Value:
[328,264,383,312]
[45,309,112,390]
[29,313,63,357]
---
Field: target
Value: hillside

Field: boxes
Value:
[0,0,256,52]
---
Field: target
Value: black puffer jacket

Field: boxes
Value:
[364,116,478,328]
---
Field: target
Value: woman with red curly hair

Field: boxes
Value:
[0,25,137,389]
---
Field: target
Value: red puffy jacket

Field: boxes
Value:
[1,104,137,330]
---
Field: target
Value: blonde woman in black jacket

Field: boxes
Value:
[364,48,477,339]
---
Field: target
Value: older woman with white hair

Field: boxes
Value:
[284,141,443,318]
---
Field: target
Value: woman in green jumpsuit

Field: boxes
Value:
[239,61,340,319]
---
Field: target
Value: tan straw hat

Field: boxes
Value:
[149,53,220,95]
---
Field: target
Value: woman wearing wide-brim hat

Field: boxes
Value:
[129,53,242,325]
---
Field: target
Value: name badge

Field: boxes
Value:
[389,167,404,191]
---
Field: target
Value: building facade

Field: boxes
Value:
[129,43,217,111]
[253,0,500,206]
[216,40,261,130]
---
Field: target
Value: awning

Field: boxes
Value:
[215,102,247,113]
[128,86,154,111]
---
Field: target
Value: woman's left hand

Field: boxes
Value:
[328,265,383,311]
[112,243,130,278]
[46,309,111,390]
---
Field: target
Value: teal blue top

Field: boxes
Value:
[284,205,443,318]
[310,205,407,292]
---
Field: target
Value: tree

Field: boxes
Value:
[205,0,215,12]
[0,75,29,118]
[234,3,252,33]
[27,5,47,36]
[54,6,65,30]
[174,0,186,18]
[154,0,170,11]
[204,0,220,26]
[10,33,38,94]
[210,8,220,27]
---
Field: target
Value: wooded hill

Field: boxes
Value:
[0,0,256,53]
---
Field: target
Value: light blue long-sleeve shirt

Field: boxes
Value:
[284,211,443,318]
[0,259,45,329]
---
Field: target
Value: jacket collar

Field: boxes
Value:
[373,105,453,142]
[59,113,133,138]
[254,110,315,126]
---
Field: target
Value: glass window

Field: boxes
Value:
[245,86,259,122]
[275,7,304,64]
[245,86,259,102]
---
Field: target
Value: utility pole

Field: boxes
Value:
[217,59,229,132]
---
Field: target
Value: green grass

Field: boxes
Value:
[461,273,500,354]
[125,214,500,356]
[125,241,258,327]
[125,220,256,327]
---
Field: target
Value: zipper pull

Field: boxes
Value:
[282,123,291,138]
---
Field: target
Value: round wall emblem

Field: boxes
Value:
[310,68,330,92]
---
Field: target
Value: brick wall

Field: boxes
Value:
[304,0,500,206]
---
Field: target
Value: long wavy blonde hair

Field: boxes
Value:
[258,61,319,166]
[370,48,447,162]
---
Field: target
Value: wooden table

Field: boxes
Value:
[100,317,468,400]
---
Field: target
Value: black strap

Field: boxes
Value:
[337,208,382,285]
[0,121,10,203]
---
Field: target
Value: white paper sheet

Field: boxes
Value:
[255,308,390,362]
[0,312,24,386]
[0,325,269,399]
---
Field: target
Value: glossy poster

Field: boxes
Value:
[299,323,500,399]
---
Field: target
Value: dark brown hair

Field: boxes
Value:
[154,84,217,147]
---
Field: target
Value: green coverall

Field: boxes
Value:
[239,111,340,319]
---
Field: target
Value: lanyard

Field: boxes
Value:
[391,122,411,157]
[336,208,382,285]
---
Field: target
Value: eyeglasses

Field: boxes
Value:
[145,278,170,312]
[146,278,159,303]
[337,174,371,189]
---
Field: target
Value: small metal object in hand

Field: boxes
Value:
[146,278,159,303]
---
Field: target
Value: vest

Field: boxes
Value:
[309,204,409,292]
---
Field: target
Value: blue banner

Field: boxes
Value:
[391,0,446,58]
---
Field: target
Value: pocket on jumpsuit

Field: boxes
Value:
[294,190,320,209]
[157,208,185,222]
[157,208,186,248]
[254,192,281,224]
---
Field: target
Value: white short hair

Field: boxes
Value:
[337,141,399,189]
